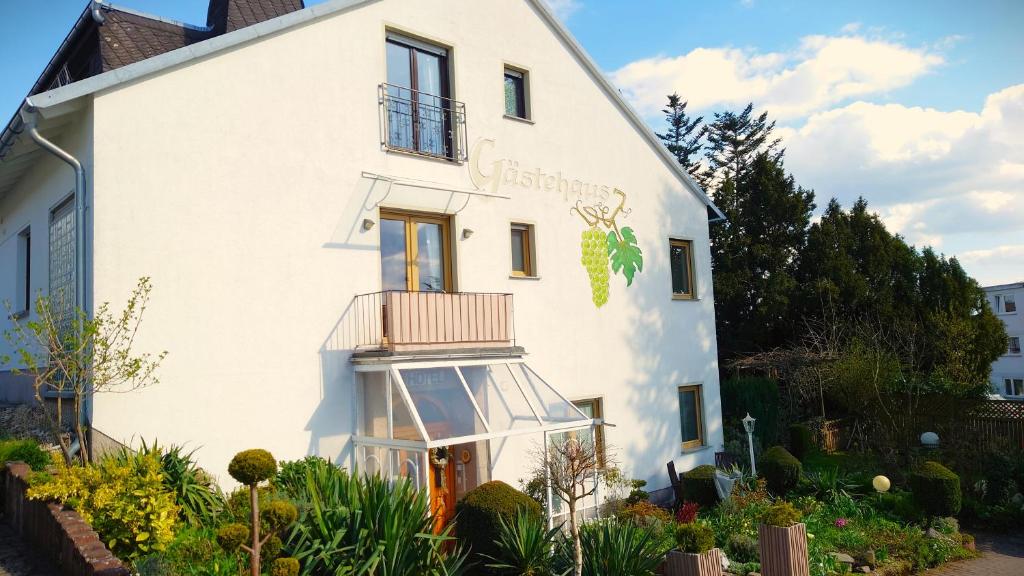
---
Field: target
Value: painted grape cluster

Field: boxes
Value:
[580,226,610,307]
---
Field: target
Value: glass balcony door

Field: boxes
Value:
[386,35,450,157]
[380,210,451,293]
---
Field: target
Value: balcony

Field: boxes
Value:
[353,291,515,354]
[378,83,467,162]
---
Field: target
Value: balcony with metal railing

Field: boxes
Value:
[378,83,468,162]
[352,291,515,354]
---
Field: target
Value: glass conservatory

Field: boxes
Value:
[354,358,599,525]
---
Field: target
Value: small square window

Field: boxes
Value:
[678,385,704,450]
[504,68,528,119]
[1005,378,1023,396]
[552,398,606,468]
[15,227,31,314]
[510,223,535,277]
[1005,294,1017,313]
[670,239,695,299]
[1009,336,1021,355]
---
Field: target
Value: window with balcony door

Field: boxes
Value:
[384,34,463,160]
[379,210,452,293]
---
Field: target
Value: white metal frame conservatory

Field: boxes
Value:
[352,357,600,526]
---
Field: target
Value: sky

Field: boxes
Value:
[1,0,1022,285]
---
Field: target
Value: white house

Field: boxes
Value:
[0,0,726,520]
[984,282,1024,400]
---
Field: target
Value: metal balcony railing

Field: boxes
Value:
[378,83,467,162]
[353,291,515,353]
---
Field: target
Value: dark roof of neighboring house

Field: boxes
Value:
[207,0,305,34]
[98,9,213,71]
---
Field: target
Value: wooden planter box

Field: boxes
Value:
[664,548,723,576]
[758,523,810,576]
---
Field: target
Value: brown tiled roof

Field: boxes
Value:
[99,10,212,72]
[207,0,305,34]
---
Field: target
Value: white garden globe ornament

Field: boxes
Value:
[920,431,940,448]
[872,475,891,493]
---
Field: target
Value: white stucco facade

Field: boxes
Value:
[985,283,1024,400]
[0,0,724,497]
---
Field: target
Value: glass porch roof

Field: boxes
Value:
[357,360,594,448]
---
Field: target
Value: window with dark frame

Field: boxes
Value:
[678,385,704,450]
[510,223,534,277]
[669,238,695,299]
[1005,378,1024,396]
[384,33,453,158]
[1009,336,1021,355]
[16,227,30,314]
[1005,294,1017,313]
[504,68,527,119]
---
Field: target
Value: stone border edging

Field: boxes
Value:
[3,461,129,576]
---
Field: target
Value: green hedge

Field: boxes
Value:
[682,465,719,508]
[721,377,781,446]
[909,461,961,518]
[0,439,49,471]
[788,424,813,462]
[760,446,801,496]
[455,481,541,572]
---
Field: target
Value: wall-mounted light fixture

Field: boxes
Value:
[462,228,474,239]
[362,218,376,231]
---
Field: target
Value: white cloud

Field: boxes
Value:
[610,33,943,120]
[543,0,581,21]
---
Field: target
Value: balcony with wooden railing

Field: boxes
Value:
[352,291,515,353]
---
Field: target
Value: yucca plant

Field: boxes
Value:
[483,509,567,576]
[284,464,468,576]
[554,519,663,576]
[115,439,225,526]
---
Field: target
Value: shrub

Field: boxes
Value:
[676,501,700,524]
[455,480,542,568]
[270,557,299,576]
[682,465,719,507]
[760,446,802,496]
[261,500,298,533]
[761,501,801,527]
[228,449,277,485]
[555,519,663,576]
[117,440,224,526]
[216,523,248,551]
[788,424,813,461]
[137,526,241,576]
[726,533,759,563]
[27,451,179,559]
[625,478,650,506]
[675,522,715,554]
[909,461,961,519]
[274,455,334,495]
[483,509,562,576]
[618,500,672,526]
[0,439,50,471]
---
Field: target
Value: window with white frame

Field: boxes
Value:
[1009,336,1021,355]
[15,227,30,314]
[1005,378,1023,397]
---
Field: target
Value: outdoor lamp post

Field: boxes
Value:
[742,413,757,476]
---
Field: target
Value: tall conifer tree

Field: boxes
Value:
[656,93,706,179]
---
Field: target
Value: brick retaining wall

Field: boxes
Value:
[2,462,129,576]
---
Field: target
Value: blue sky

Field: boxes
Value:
[1,0,1022,284]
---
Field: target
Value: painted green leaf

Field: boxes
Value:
[607,227,643,286]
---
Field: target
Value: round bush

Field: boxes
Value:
[261,535,283,563]
[271,557,300,576]
[216,523,249,551]
[788,424,813,461]
[760,446,802,496]
[675,522,715,554]
[726,534,759,563]
[682,465,719,507]
[0,440,51,471]
[760,501,801,527]
[909,461,961,518]
[229,449,277,486]
[454,481,542,568]
[262,500,298,532]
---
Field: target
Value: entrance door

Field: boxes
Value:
[380,210,452,293]
[428,447,457,533]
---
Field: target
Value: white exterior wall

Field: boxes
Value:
[74,0,724,489]
[986,284,1024,399]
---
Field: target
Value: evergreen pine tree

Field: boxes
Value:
[704,103,783,186]
[656,93,706,179]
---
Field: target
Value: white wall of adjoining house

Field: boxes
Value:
[0,108,94,374]
[986,285,1024,398]
[88,0,722,489]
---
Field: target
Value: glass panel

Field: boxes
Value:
[360,372,389,438]
[504,74,523,117]
[416,222,446,292]
[386,42,413,149]
[415,51,446,156]
[462,364,540,431]
[49,197,76,326]
[399,367,486,441]
[381,218,408,291]
[679,388,700,443]
[359,445,387,477]
[670,242,691,295]
[574,401,596,447]
[390,449,426,490]
[391,381,421,441]
[513,364,586,424]
[511,228,526,273]
[1006,295,1017,313]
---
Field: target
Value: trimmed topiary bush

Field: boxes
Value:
[788,424,813,461]
[216,523,249,551]
[760,501,801,527]
[270,557,299,576]
[228,449,277,486]
[455,480,542,571]
[681,464,719,507]
[760,446,802,496]
[909,461,961,519]
[675,522,715,554]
